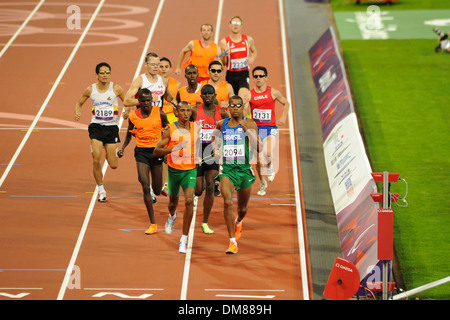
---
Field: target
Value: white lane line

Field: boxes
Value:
[0,0,103,189]
[278,0,310,300]
[216,294,275,299]
[56,0,166,301]
[213,0,224,44]
[0,0,46,59]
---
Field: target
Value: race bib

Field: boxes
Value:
[223,144,244,160]
[200,129,214,143]
[95,106,114,120]
[231,57,248,70]
[252,108,271,122]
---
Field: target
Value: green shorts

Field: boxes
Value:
[168,166,197,197]
[218,165,256,191]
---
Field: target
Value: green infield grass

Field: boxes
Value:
[330,0,450,299]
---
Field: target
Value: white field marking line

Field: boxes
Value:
[0,0,46,59]
[0,1,105,189]
[0,127,86,130]
[205,289,285,292]
[179,0,223,301]
[213,0,224,44]
[215,294,275,299]
[57,0,166,301]
[278,0,310,300]
[179,206,197,300]
[84,288,164,291]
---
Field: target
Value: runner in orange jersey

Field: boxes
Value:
[175,23,221,83]
[159,57,181,124]
[118,88,169,235]
[154,101,200,253]
[201,60,234,110]
[177,64,204,107]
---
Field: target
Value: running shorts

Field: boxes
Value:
[218,165,256,191]
[88,123,120,144]
[168,166,197,197]
[134,147,164,166]
[225,69,249,95]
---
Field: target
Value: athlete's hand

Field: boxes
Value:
[117,149,124,158]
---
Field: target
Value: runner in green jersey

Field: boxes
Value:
[212,95,261,254]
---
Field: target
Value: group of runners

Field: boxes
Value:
[74,16,290,254]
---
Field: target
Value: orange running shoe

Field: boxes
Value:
[226,241,238,254]
[145,224,158,235]
[235,220,242,241]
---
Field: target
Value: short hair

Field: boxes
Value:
[185,64,198,73]
[252,66,268,76]
[145,52,159,63]
[229,95,243,105]
[95,62,111,74]
[201,84,216,95]
[138,88,152,99]
[177,101,191,110]
[201,23,213,32]
[229,15,243,24]
[160,57,172,67]
[208,60,223,70]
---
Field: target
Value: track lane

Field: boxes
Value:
[0,0,311,300]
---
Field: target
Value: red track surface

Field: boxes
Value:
[0,0,311,300]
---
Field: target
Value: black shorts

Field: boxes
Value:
[225,69,249,95]
[88,123,120,144]
[197,143,219,176]
[134,147,164,166]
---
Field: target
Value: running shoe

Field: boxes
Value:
[226,241,238,254]
[201,223,214,234]
[151,190,157,203]
[179,241,187,254]
[160,183,169,197]
[98,191,107,202]
[235,220,242,241]
[145,224,158,235]
[165,213,176,234]
[256,181,267,196]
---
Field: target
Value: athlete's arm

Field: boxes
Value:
[74,86,92,121]
[117,119,135,158]
[123,76,143,117]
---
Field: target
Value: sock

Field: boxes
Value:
[230,237,237,245]
[180,234,187,243]
[170,210,177,220]
[235,218,242,227]
[98,184,105,193]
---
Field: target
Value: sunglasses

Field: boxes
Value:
[229,104,243,108]
[98,71,111,75]
[210,69,222,73]
[231,21,242,26]
[253,74,266,79]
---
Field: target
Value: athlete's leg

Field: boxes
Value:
[136,161,156,224]
[90,139,104,185]
[181,187,195,236]
[150,164,163,196]
[104,143,118,170]
[202,169,218,224]
[236,185,252,223]
[220,176,236,239]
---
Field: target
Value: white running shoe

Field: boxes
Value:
[151,190,157,203]
[179,240,187,254]
[98,191,107,202]
[165,212,176,234]
[257,181,267,196]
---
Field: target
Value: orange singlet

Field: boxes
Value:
[128,106,162,148]
[178,84,203,107]
[166,122,198,171]
[182,40,218,81]
[162,77,178,121]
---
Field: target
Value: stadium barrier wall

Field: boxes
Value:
[308,26,382,286]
